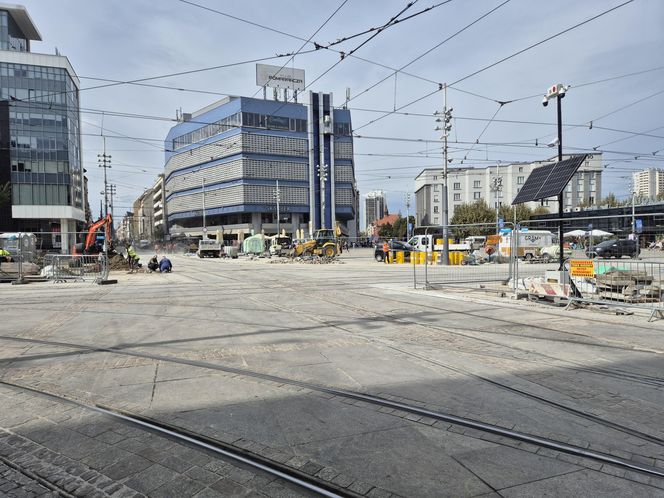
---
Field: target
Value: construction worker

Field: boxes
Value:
[0,248,12,263]
[159,256,172,273]
[147,255,159,273]
[382,240,390,264]
[126,242,139,271]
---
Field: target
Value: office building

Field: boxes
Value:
[415,154,602,226]
[132,189,154,242]
[632,168,664,198]
[364,190,386,230]
[163,93,357,239]
[152,174,166,239]
[0,4,85,252]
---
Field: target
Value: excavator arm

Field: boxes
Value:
[84,214,112,252]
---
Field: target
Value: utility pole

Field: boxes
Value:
[97,137,111,218]
[405,192,411,240]
[491,170,503,234]
[101,184,117,237]
[434,84,452,265]
[275,179,281,235]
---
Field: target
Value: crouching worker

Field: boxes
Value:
[159,256,172,273]
[147,255,159,273]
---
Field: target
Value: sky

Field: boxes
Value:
[15,0,664,223]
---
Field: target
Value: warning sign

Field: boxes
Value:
[570,259,595,277]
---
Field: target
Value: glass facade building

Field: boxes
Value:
[0,5,85,252]
[163,93,358,240]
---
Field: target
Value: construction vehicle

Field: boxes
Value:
[197,238,222,258]
[292,228,340,258]
[269,235,292,257]
[73,214,113,255]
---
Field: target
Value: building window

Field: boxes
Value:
[433,197,439,203]
[517,176,524,184]
[589,196,595,204]
[453,193,461,201]
[433,217,439,224]
[473,180,481,188]
[453,182,460,190]
[433,206,439,213]
[518,166,523,172]
[473,192,481,199]
[433,175,438,181]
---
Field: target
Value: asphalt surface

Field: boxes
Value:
[0,247,663,497]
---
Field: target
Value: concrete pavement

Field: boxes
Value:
[0,248,663,496]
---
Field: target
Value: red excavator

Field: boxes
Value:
[73,214,113,255]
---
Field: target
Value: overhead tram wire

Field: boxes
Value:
[343,0,511,108]
[249,0,350,99]
[177,0,458,92]
[353,0,635,132]
[261,0,422,122]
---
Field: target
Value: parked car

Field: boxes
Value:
[587,239,639,259]
[374,240,413,262]
[538,244,572,262]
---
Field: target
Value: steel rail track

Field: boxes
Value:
[1,335,664,479]
[0,380,356,498]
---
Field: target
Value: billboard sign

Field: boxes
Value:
[256,64,305,91]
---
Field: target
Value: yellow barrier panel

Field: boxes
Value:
[396,251,405,264]
[430,251,438,264]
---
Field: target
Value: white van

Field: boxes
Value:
[407,235,470,252]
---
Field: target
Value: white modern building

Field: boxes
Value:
[415,154,603,226]
[632,168,664,198]
[0,4,85,253]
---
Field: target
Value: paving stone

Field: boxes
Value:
[160,455,195,473]
[210,478,253,496]
[185,466,220,486]
[102,454,152,481]
[150,475,204,498]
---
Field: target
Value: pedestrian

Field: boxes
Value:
[382,240,390,263]
[147,255,159,273]
[159,256,172,273]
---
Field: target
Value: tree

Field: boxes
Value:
[391,215,415,239]
[602,192,620,207]
[0,182,10,207]
[450,200,495,239]
[498,203,535,225]
[378,222,394,238]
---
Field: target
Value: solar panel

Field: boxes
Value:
[512,154,587,205]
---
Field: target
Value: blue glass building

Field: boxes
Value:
[164,92,358,240]
[0,4,85,252]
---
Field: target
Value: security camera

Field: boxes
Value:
[542,96,548,107]
[547,137,559,148]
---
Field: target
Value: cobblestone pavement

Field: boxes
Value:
[0,249,663,496]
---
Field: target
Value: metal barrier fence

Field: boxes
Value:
[42,254,109,283]
[566,258,664,321]
[412,223,520,292]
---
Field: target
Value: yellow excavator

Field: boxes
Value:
[292,226,341,258]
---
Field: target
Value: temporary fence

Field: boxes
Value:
[411,223,522,292]
[566,258,663,321]
[42,254,109,283]
[0,231,113,284]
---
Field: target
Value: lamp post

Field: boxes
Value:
[201,177,207,238]
[275,179,281,235]
[318,164,328,229]
[405,192,411,239]
[542,83,569,270]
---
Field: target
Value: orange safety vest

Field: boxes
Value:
[383,242,389,253]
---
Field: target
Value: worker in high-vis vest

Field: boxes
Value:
[382,241,390,264]
[0,248,12,263]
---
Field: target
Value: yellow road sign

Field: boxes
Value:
[570,259,595,277]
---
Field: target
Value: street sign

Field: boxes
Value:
[498,218,504,229]
[570,259,595,278]
[202,227,208,233]
[636,219,643,233]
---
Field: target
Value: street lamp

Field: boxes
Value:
[542,83,569,270]
[318,164,328,229]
